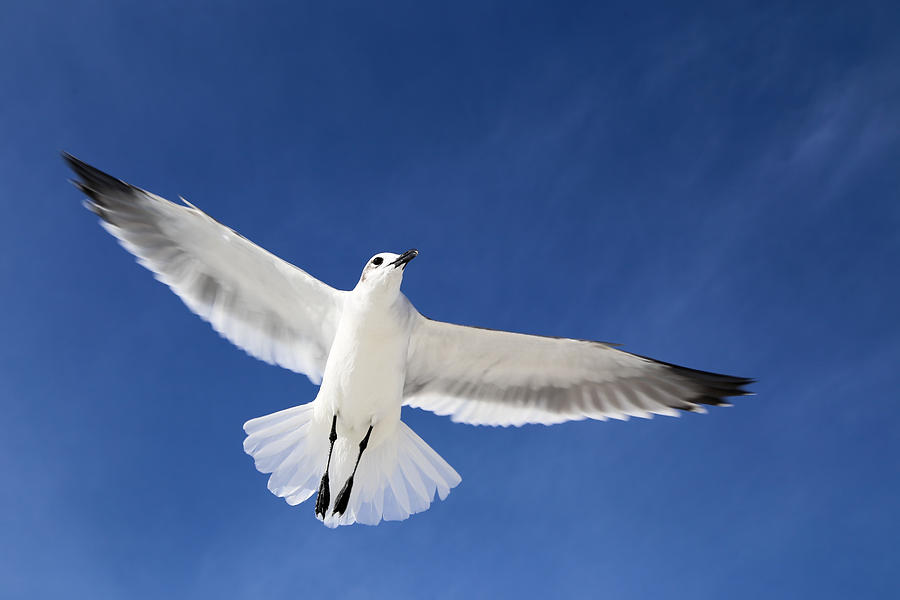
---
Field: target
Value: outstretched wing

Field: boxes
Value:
[403,314,752,426]
[65,153,344,384]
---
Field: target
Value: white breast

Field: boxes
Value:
[316,294,412,439]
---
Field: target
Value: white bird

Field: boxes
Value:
[64,153,753,527]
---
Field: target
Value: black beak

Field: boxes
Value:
[390,248,418,269]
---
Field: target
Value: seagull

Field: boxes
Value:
[64,152,753,527]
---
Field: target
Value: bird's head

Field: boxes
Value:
[354,248,418,299]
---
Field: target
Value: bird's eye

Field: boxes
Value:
[372,257,383,266]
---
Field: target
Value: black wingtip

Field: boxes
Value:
[633,352,755,413]
[682,370,754,411]
[62,151,134,196]
[61,151,94,180]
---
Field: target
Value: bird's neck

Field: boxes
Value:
[348,285,402,311]
[335,290,413,348]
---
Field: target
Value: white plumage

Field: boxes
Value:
[65,153,752,527]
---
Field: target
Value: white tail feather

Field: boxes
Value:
[243,403,330,505]
[243,404,460,527]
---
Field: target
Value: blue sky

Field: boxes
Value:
[1,1,898,597]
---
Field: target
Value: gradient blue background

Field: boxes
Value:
[1,1,898,598]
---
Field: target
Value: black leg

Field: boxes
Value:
[315,415,338,518]
[332,425,373,517]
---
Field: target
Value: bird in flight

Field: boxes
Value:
[64,153,753,527]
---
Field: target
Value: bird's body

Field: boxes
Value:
[64,152,753,527]
[317,283,411,447]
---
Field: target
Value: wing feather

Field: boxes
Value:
[64,153,344,383]
[404,315,752,427]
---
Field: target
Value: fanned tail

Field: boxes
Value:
[243,405,460,527]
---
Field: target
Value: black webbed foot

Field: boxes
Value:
[332,475,354,516]
[315,472,331,518]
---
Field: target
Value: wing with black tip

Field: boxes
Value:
[404,314,753,426]
[64,153,344,384]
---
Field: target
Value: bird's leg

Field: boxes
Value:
[332,424,373,517]
[315,415,338,518]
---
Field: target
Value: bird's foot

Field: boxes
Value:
[315,472,330,518]
[332,475,354,516]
